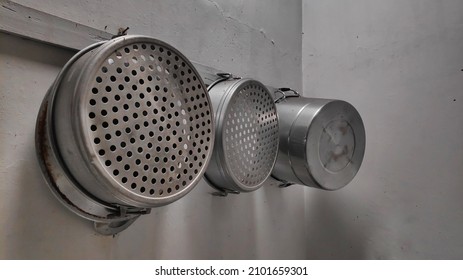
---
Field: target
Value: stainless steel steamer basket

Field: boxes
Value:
[272,93,365,190]
[205,78,279,193]
[35,35,214,234]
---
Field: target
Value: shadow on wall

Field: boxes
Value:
[147,183,261,259]
[305,188,373,260]
[4,141,96,259]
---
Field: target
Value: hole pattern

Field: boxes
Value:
[223,82,279,187]
[85,41,213,198]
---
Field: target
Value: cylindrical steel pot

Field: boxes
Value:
[272,91,365,190]
[36,35,214,234]
[205,78,279,193]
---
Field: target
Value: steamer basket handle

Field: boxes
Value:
[207,73,241,91]
[93,205,151,235]
[274,88,300,103]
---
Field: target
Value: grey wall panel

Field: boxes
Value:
[302,0,463,259]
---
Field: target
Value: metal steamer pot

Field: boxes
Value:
[35,35,215,234]
[272,89,365,190]
[205,77,279,194]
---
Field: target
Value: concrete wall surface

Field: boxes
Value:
[302,0,463,259]
[0,0,303,259]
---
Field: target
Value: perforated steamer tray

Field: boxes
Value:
[35,35,214,234]
[205,78,279,193]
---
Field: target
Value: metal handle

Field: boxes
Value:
[94,217,138,236]
[207,72,241,91]
[271,175,295,188]
[274,88,300,103]
[93,205,151,235]
[203,174,240,197]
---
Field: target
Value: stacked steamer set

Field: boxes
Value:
[35,35,365,234]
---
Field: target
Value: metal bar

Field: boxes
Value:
[0,0,250,88]
[0,0,111,50]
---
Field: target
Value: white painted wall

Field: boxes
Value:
[0,0,303,259]
[303,0,463,259]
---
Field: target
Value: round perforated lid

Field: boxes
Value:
[80,36,213,203]
[223,82,279,187]
[206,79,279,192]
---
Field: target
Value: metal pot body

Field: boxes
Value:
[273,97,365,190]
[206,79,279,192]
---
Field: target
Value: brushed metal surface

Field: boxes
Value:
[36,35,215,223]
[273,97,365,190]
[205,79,279,193]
